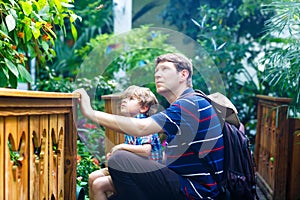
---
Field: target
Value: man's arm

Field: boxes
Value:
[74,88,162,137]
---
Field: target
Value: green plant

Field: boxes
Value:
[260,1,300,118]
[76,139,102,199]
[160,0,275,136]
[76,25,176,107]
[0,0,80,88]
[38,0,113,86]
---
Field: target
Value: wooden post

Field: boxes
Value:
[287,118,300,200]
[255,95,292,200]
[0,88,79,200]
[101,94,125,155]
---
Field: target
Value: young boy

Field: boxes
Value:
[88,85,162,200]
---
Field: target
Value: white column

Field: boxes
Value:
[113,0,132,34]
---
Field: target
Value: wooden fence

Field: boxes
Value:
[255,95,300,200]
[0,88,79,200]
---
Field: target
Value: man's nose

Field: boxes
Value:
[155,70,161,78]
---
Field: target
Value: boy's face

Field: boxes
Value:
[120,96,142,117]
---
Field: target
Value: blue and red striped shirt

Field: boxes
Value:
[151,88,224,199]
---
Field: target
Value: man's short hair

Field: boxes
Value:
[155,53,193,87]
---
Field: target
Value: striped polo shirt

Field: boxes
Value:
[151,88,224,199]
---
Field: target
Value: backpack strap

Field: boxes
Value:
[194,89,241,128]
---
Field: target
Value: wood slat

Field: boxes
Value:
[288,119,300,200]
[49,115,58,199]
[29,116,41,200]
[0,108,72,116]
[17,116,29,200]
[0,88,79,99]
[57,114,65,199]
[0,117,4,199]
[5,117,18,200]
[64,112,77,200]
[0,98,76,108]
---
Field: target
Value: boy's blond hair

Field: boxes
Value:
[121,85,158,116]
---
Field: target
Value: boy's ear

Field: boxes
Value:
[139,105,149,114]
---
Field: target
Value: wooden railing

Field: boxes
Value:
[102,94,124,155]
[255,95,300,200]
[0,88,79,200]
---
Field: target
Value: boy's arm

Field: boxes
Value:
[74,88,162,137]
[110,143,152,157]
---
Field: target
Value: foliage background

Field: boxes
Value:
[1,0,299,199]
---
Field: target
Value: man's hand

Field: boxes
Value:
[73,88,95,120]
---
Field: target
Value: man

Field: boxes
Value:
[75,53,224,200]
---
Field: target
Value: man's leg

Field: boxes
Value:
[107,150,185,200]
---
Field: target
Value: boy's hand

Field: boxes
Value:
[110,144,125,155]
[73,88,95,120]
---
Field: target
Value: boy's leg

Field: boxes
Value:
[107,150,185,200]
[92,176,115,200]
[89,168,109,200]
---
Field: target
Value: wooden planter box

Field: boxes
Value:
[0,88,79,200]
[255,95,300,200]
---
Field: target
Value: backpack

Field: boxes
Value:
[194,90,258,200]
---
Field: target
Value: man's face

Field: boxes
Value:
[154,61,180,96]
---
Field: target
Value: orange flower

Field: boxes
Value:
[45,23,52,29]
[11,45,17,50]
[77,155,81,163]
[42,34,50,41]
[92,158,99,165]
[17,32,24,39]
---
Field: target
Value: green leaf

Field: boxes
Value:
[61,2,74,8]
[24,25,33,42]
[8,71,18,89]
[54,0,62,12]
[18,64,33,83]
[0,30,11,40]
[0,68,8,87]
[20,1,33,16]
[4,58,19,78]
[31,27,40,39]
[5,14,16,32]
[38,0,47,9]
[1,21,8,36]
[71,23,77,41]
[41,40,49,51]
[27,44,37,57]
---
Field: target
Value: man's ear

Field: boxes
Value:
[139,105,149,114]
[180,69,189,81]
